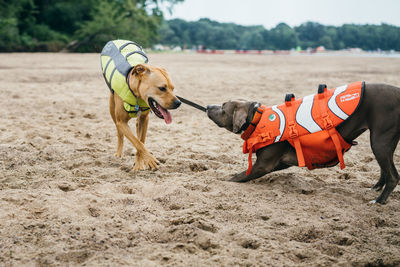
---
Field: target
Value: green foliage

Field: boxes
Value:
[0,0,182,52]
[269,23,297,50]
[161,18,269,50]
[161,19,400,51]
[1,0,400,52]
[0,17,20,49]
[73,0,165,52]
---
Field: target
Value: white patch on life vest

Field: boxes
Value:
[296,94,322,133]
[340,93,359,102]
[328,85,349,120]
[271,105,285,142]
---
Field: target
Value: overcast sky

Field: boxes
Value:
[163,0,400,29]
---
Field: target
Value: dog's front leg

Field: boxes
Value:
[136,113,149,143]
[230,161,290,182]
[230,143,292,182]
[230,158,281,182]
[135,112,158,170]
[230,169,266,183]
[116,120,158,170]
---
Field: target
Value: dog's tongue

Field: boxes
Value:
[157,103,172,124]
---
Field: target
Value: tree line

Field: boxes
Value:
[161,18,400,51]
[1,0,399,52]
[0,0,182,52]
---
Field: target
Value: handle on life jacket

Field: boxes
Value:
[318,84,327,94]
[316,84,346,169]
[242,105,265,176]
[285,94,306,167]
[285,93,295,102]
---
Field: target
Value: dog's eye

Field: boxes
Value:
[158,87,166,92]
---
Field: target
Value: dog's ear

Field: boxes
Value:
[133,64,149,75]
[232,108,248,134]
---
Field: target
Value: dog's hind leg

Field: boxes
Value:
[110,93,124,157]
[370,130,400,204]
[371,174,385,191]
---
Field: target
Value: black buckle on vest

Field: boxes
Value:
[285,93,295,102]
[318,84,327,94]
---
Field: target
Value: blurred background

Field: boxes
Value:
[1,0,399,53]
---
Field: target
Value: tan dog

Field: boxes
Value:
[109,64,181,170]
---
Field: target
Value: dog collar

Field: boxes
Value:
[126,69,150,113]
[126,69,137,98]
[238,102,258,132]
[241,104,265,140]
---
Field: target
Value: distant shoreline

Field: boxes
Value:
[1,50,399,58]
[150,49,400,58]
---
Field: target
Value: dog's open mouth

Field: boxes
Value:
[148,98,172,124]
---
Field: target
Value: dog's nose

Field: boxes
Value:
[173,99,181,108]
[206,105,218,110]
[206,105,216,115]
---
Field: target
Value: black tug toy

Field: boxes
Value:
[177,96,207,112]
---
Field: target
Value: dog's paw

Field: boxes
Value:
[369,198,387,205]
[134,152,159,171]
[229,176,242,182]
[114,152,122,158]
[371,184,384,192]
[229,173,250,183]
[368,199,386,205]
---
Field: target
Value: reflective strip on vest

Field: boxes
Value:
[271,105,285,142]
[328,85,349,120]
[296,94,322,133]
[100,40,150,118]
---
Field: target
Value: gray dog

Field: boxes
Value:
[207,83,400,204]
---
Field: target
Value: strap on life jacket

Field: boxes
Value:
[125,68,150,114]
[241,105,265,140]
[246,148,253,176]
[241,105,265,176]
[285,94,306,167]
[317,84,346,169]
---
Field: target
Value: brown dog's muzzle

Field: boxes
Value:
[170,99,181,109]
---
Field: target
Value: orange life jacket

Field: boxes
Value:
[242,81,364,175]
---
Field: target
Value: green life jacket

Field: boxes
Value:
[101,40,150,117]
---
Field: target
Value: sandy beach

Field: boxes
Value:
[1,52,400,266]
